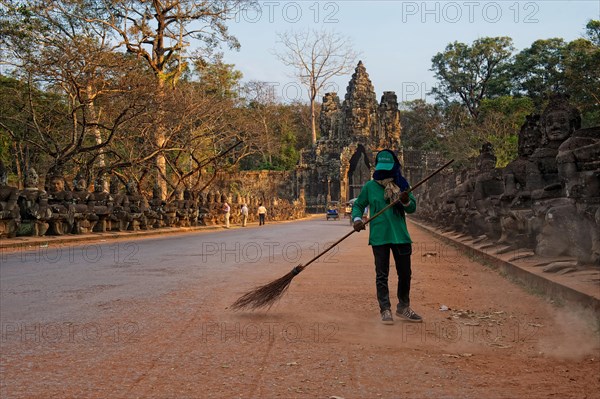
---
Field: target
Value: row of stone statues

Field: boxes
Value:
[0,166,305,238]
[416,94,599,267]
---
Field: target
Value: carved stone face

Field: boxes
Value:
[94,179,105,193]
[110,180,119,194]
[126,181,138,195]
[518,118,541,157]
[25,169,39,189]
[544,110,573,142]
[74,178,87,191]
[479,157,496,172]
[49,177,64,193]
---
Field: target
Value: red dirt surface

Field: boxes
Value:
[1,220,599,398]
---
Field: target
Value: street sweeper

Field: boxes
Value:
[352,149,422,325]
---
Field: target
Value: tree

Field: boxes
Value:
[234,82,306,171]
[399,100,445,151]
[430,37,514,118]
[476,96,534,167]
[585,19,600,46]
[563,26,600,126]
[194,53,242,98]
[86,0,248,198]
[274,29,358,144]
[0,0,147,185]
[510,38,566,106]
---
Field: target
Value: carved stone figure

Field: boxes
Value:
[527,94,582,200]
[526,95,583,256]
[147,184,167,228]
[498,115,542,246]
[125,181,148,230]
[71,173,98,234]
[197,192,210,225]
[109,178,130,231]
[90,177,114,233]
[470,143,504,239]
[46,174,74,235]
[171,189,189,227]
[540,126,600,264]
[0,161,20,238]
[17,168,50,236]
[184,188,199,226]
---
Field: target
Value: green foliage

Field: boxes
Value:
[510,38,567,105]
[478,96,534,127]
[509,26,599,123]
[0,74,71,176]
[585,19,600,46]
[430,37,514,118]
[562,38,600,126]
[194,54,243,98]
[421,21,598,170]
[476,96,534,167]
[237,101,306,171]
[400,100,444,150]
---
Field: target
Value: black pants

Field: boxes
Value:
[372,243,412,312]
[259,214,265,225]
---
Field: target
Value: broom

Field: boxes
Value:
[231,159,454,311]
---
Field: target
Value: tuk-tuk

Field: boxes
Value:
[326,201,339,220]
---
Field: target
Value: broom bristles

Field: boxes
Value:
[231,265,304,310]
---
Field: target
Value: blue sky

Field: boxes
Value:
[221,0,599,104]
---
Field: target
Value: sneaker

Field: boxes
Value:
[381,309,394,325]
[396,307,423,323]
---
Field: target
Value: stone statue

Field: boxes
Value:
[525,95,583,257]
[0,161,20,238]
[538,126,600,264]
[172,189,189,227]
[497,116,543,246]
[147,184,167,228]
[527,94,582,200]
[197,192,210,226]
[17,168,50,236]
[124,180,148,230]
[471,143,504,240]
[71,173,98,234]
[109,178,130,231]
[184,188,199,226]
[89,177,114,232]
[451,169,477,234]
[46,173,74,235]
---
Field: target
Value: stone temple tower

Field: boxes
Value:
[296,61,403,210]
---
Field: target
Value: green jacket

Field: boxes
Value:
[351,180,417,246]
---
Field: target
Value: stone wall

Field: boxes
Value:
[414,94,600,268]
[1,167,305,238]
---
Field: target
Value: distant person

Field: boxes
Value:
[352,149,421,325]
[222,201,230,228]
[240,203,248,227]
[257,203,267,225]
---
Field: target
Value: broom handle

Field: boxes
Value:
[300,159,454,269]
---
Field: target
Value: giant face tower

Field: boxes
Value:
[296,61,403,209]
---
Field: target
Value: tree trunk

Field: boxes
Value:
[12,141,23,189]
[310,97,317,145]
[87,85,109,192]
[156,79,168,200]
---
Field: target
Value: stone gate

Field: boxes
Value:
[296,61,404,210]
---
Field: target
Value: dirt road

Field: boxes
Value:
[1,217,599,398]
